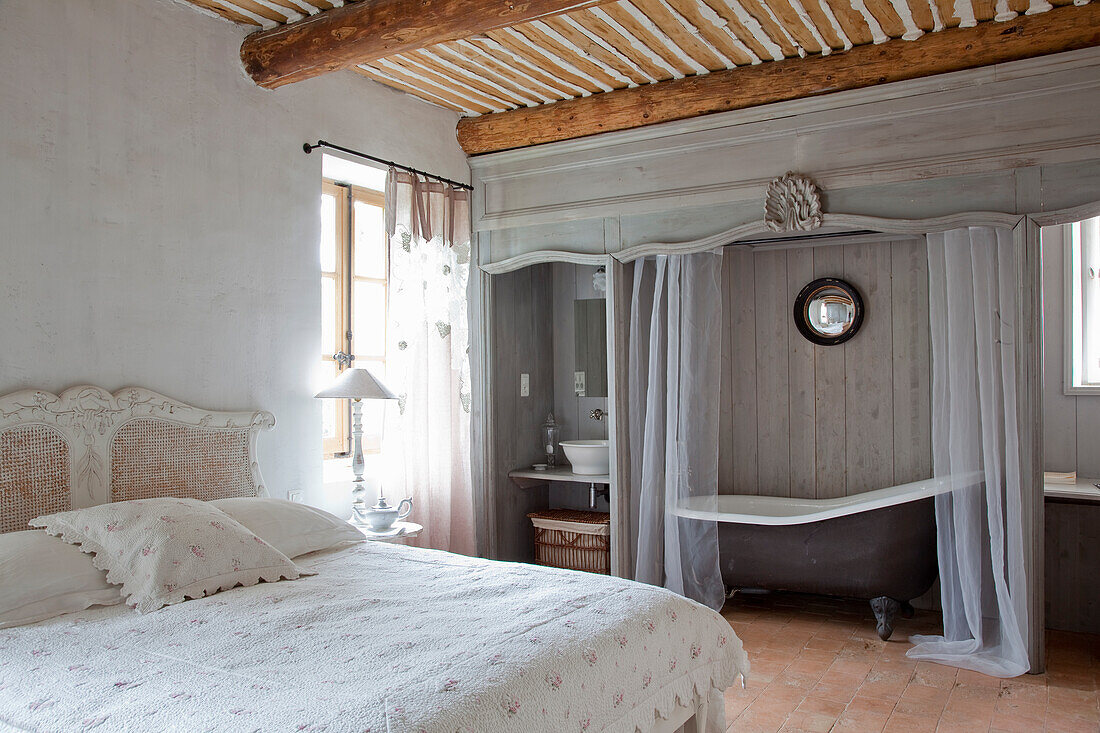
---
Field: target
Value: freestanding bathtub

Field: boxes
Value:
[675,476,964,640]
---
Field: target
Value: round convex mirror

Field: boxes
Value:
[793,278,864,346]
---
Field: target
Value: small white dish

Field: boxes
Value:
[532,463,548,471]
[356,524,405,538]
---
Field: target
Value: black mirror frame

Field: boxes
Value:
[793,277,865,346]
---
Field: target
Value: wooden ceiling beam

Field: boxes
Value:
[456,3,1100,154]
[240,0,621,89]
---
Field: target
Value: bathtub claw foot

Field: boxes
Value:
[870,596,901,640]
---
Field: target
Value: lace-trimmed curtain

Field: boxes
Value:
[383,169,475,555]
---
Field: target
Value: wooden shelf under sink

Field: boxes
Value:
[509,466,610,489]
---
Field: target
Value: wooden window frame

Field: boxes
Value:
[350,187,389,365]
[1064,218,1100,395]
[322,180,351,457]
[321,180,390,458]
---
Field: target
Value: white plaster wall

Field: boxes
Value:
[0,0,469,515]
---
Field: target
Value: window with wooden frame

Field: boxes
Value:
[1065,215,1100,394]
[320,177,389,458]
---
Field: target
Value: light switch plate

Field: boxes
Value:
[288,490,304,503]
[520,373,530,397]
[574,371,586,397]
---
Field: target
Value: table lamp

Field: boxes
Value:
[315,367,404,527]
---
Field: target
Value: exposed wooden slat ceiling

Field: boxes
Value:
[191,0,1088,117]
[187,0,344,28]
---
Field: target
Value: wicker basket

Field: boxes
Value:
[528,509,611,574]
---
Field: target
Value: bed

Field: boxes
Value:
[0,386,748,733]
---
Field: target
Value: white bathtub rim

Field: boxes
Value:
[674,473,983,526]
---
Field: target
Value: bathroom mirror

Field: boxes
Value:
[574,298,608,397]
[793,278,864,346]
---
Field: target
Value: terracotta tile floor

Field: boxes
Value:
[720,592,1100,733]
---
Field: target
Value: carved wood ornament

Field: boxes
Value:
[764,173,823,233]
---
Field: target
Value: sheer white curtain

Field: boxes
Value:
[627,252,724,610]
[382,169,475,555]
[908,226,1030,677]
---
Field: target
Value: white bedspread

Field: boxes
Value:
[0,542,747,733]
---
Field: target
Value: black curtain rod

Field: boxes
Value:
[303,140,473,191]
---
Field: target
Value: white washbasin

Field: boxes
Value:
[560,440,610,476]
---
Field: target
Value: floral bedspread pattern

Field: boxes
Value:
[0,542,748,732]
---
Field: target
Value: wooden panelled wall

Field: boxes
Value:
[718,238,933,498]
[491,264,554,561]
[1045,501,1100,633]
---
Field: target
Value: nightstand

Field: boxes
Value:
[352,520,423,543]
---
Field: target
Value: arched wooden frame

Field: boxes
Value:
[478,212,1026,275]
[472,200,1100,677]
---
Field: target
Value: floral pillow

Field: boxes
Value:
[30,498,308,613]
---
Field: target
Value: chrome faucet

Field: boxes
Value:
[589,408,607,421]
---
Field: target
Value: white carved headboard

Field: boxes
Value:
[0,386,275,533]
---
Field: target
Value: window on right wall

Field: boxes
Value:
[1065,215,1100,394]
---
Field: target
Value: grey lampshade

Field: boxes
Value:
[314,367,398,400]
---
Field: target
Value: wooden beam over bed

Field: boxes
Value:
[240,0,620,89]
[455,3,1100,155]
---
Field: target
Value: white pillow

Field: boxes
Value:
[30,498,307,613]
[0,530,123,628]
[211,497,363,558]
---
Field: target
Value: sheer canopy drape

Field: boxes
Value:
[627,252,724,610]
[907,226,1030,677]
[382,169,475,555]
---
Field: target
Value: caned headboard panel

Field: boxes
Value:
[110,419,257,503]
[0,386,275,533]
[0,425,72,533]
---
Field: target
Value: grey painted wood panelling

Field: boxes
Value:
[812,246,847,500]
[483,219,605,265]
[891,240,933,487]
[727,249,759,496]
[844,242,896,496]
[490,265,554,562]
[720,239,933,498]
[1045,500,1100,633]
[754,250,791,498]
[787,251,816,501]
[471,51,1100,235]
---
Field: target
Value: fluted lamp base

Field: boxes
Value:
[313,366,402,532]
